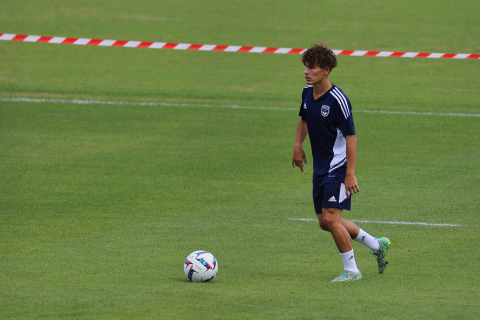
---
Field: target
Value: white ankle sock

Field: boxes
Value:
[353,228,380,251]
[340,249,359,273]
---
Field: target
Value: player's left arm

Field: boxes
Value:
[345,134,360,198]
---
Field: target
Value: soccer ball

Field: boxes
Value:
[184,250,218,282]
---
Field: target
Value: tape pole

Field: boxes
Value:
[1,33,479,59]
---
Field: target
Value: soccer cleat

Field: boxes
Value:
[371,237,391,274]
[331,270,362,282]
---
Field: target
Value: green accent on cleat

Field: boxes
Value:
[371,237,391,274]
[331,270,362,282]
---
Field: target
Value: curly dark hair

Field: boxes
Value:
[301,43,337,74]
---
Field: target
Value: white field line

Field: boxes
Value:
[353,109,480,117]
[0,97,289,111]
[1,97,480,117]
[288,218,462,227]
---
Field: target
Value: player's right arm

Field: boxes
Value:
[292,118,308,172]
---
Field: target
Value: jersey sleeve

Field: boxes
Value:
[335,96,355,137]
[298,87,307,120]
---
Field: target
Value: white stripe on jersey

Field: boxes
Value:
[330,157,346,172]
[330,88,350,119]
[329,128,347,173]
[332,87,350,117]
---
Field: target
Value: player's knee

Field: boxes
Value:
[322,217,335,229]
[319,220,329,231]
[317,214,329,231]
[321,208,339,229]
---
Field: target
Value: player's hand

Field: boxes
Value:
[292,146,307,172]
[344,173,359,198]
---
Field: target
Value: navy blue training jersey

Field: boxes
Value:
[299,84,355,186]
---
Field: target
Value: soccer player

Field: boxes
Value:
[292,44,391,282]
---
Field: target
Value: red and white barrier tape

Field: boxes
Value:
[1,33,479,59]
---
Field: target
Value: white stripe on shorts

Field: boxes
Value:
[339,183,348,203]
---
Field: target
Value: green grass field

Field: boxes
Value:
[1,0,480,319]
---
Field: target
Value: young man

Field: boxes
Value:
[292,44,391,282]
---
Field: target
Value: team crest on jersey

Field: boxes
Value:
[321,105,330,117]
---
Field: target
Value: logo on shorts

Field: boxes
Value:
[321,105,330,117]
[328,196,337,202]
[303,103,307,109]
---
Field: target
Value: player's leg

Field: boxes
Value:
[339,219,390,274]
[315,183,391,275]
[319,208,352,253]
[341,219,391,273]
[315,182,364,281]
[354,227,378,249]
[340,218,360,239]
[315,183,354,251]
[326,217,385,254]
[319,208,362,282]
[336,218,383,253]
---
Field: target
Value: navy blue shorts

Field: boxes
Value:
[313,182,351,213]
